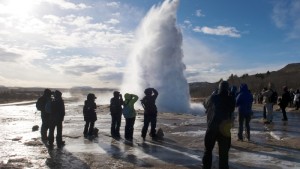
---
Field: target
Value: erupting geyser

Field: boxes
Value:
[121,0,191,113]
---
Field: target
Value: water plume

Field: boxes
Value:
[121,0,191,113]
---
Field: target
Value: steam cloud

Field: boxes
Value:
[121,0,191,113]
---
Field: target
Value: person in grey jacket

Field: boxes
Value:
[261,82,275,124]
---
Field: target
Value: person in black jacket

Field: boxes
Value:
[110,91,123,138]
[141,88,158,140]
[83,93,97,138]
[48,90,65,147]
[202,81,235,169]
[279,86,291,121]
[36,89,52,141]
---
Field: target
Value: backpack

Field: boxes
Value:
[122,104,132,118]
[270,91,278,104]
[45,99,54,114]
[36,97,44,111]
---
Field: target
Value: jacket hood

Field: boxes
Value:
[124,93,131,100]
[240,83,249,92]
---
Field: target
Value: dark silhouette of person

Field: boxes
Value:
[279,86,291,121]
[236,83,253,141]
[202,81,235,169]
[110,91,124,138]
[123,93,138,141]
[36,89,52,141]
[141,88,158,140]
[83,93,97,138]
[48,90,65,147]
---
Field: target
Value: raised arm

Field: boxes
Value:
[152,88,158,99]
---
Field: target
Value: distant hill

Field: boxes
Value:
[189,63,300,98]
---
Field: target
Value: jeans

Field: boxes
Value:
[41,113,50,140]
[111,114,122,137]
[48,120,63,144]
[238,113,251,140]
[125,117,135,140]
[84,121,95,136]
[265,103,273,122]
[281,106,288,120]
[141,114,157,138]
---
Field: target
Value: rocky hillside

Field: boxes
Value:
[190,63,300,98]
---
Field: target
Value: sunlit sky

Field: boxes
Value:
[0,0,299,88]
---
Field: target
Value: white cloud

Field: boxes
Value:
[44,0,90,10]
[271,1,288,29]
[182,36,225,82]
[181,36,285,83]
[106,2,120,8]
[105,18,120,25]
[0,0,138,88]
[193,26,241,38]
[195,9,205,17]
[0,48,21,62]
[181,20,192,29]
[271,0,300,39]
[112,12,120,17]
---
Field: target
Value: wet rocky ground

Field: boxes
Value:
[0,99,300,169]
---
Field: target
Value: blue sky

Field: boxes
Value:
[0,0,299,88]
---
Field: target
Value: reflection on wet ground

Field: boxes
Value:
[0,102,300,168]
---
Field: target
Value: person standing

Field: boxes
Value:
[278,86,291,121]
[36,89,52,142]
[236,84,253,141]
[83,93,97,138]
[141,88,159,140]
[294,89,300,110]
[110,91,124,138]
[48,90,65,147]
[122,93,138,141]
[202,81,235,169]
[261,82,276,124]
[261,87,267,120]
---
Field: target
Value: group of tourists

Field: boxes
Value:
[36,87,159,147]
[35,81,298,168]
[202,80,297,169]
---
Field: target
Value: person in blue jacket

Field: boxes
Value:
[236,83,253,141]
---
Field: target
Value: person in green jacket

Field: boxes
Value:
[123,93,139,141]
